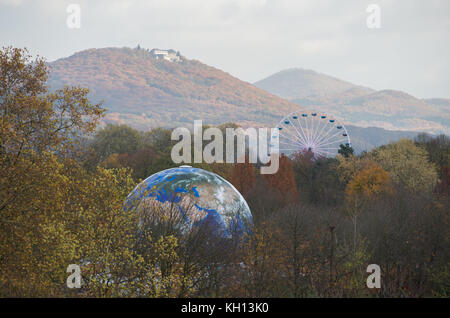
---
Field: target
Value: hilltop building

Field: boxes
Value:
[149,48,181,62]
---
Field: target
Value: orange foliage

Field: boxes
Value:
[101,153,131,169]
[230,156,256,198]
[345,161,392,199]
[262,154,299,203]
[48,47,299,129]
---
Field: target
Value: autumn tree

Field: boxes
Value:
[2,46,449,298]
[435,166,450,195]
[143,127,175,153]
[345,161,392,254]
[338,144,354,158]
[262,154,298,203]
[230,156,256,198]
[291,150,315,189]
[415,133,449,176]
[238,220,286,297]
[0,47,104,214]
[91,124,142,162]
[0,47,106,295]
[336,154,374,185]
[358,187,449,297]
[0,47,192,297]
[346,161,392,199]
[68,167,142,297]
[0,47,149,296]
[368,139,438,192]
[415,133,449,195]
[292,152,344,206]
[276,204,316,297]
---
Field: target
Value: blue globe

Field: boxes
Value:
[123,166,252,238]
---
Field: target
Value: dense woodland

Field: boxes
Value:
[47,46,298,129]
[1,47,449,297]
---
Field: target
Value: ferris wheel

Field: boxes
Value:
[271,110,351,159]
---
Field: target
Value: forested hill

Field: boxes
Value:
[255,68,450,135]
[47,46,424,152]
[47,47,300,129]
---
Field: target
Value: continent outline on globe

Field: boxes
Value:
[123,166,253,238]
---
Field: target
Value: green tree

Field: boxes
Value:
[415,133,449,175]
[345,161,392,254]
[0,47,104,215]
[143,127,174,153]
[338,144,354,158]
[369,139,438,192]
[91,124,142,161]
[0,47,190,297]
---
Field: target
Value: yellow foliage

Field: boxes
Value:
[368,139,438,192]
[345,161,392,199]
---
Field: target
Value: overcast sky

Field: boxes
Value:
[1,0,449,98]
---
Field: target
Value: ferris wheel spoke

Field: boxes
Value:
[317,138,349,148]
[289,115,309,145]
[276,110,350,159]
[343,127,351,144]
[308,115,314,144]
[310,114,322,146]
[309,115,314,144]
[318,137,348,147]
[279,137,304,145]
[278,136,305,151]
[302,115,311,144]
[315,150,338,156]
[314,149,334,157]
[315,121,345,146]
[280,122,303,140]
[279,148,307,151]
[284,122,308,146]
[312,117,329,145]
[278,130,305,146]
[316,130,347,147]
[311,113,321,144]
[314,123,337,146]
[295,116,309,145]
[316,134,342,148]
[316,147,340,150]
[278,140,304,150]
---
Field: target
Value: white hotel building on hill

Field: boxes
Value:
[149,48,182,62]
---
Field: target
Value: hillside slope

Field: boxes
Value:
[48,47,300,129]
[255,68,374,101]
[47,47,426,153]
[255,69,449,134]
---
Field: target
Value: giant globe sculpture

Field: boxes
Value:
[123,166,252,238]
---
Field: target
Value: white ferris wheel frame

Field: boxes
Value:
[271,109,351,159]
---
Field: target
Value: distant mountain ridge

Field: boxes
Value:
[255,68,374,101]
[424,98,450,112]
[47,47,439,153]
[254,68,449,134]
